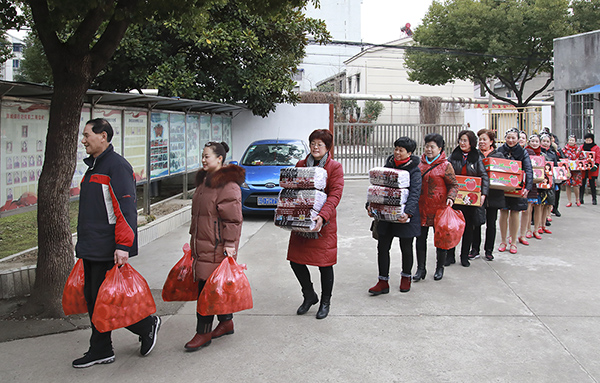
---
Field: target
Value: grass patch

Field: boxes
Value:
[0,202,79,259]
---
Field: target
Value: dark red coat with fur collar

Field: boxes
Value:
[190,165,245,281]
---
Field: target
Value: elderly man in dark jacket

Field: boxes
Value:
[73,118,160,368]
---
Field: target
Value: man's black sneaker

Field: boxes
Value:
[140,316,161,356]
[72,352,115,368]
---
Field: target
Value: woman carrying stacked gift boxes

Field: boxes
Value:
[539,134,559,235]
[496,128,534,255]
[366,137,422,295]
[523,134,544,242]
[469,129,505,261]
[563,135,583,207]
[447,130,489,267]
[285,129,344,320]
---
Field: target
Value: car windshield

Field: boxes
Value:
[241,143,306,166]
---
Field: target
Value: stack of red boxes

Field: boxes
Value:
[454,176,482,206]
[482,158,523,194]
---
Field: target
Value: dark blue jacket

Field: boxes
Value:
[376,154,422,238]
[76,145,138,262]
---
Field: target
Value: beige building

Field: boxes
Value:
[319,36,474,124]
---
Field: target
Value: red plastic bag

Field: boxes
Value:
[162,243,199,302]
[62,258,88,315]
[197,257,253,316]
[92,263,156,333]
[434,206,466,250]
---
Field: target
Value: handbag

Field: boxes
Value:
[370,219,379,240]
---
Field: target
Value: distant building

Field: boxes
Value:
[554,30,600,142]
[295,0,362,92]
[317,36,474,124]
[1,32,24,81]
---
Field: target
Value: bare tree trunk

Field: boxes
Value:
[17,71,90,318]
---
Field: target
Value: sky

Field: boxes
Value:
[361,0,435,44]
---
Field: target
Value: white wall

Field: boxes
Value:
[464,109,487,132]
[231,103,330,161]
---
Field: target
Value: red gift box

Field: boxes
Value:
[568,160,587,171]
[482,158,522,174]
[454,176,482,206]
[579,151,596,162]
[488,171,523,191]
[537,162,554,189]
[532,168,545,183]
[529,155,546,169]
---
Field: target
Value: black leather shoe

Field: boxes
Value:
[297,292,318,315]
[461,257,470,267]
[593,200,597,205]
[444,256,456,267]
[412,268,426,281]
[554,210,561,217]
[316,301,330,319]
[433,267,444,281]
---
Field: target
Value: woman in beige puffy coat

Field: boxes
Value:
[185,141,245,352]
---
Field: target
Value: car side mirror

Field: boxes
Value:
[230,161,239,165]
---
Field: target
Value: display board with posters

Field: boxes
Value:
[169,113,186,174]
[123,110,148,182]
[186,114,200,171]
[200,114,211,145]
[93,109,122,154]
[0,101,49,212]
[150,112,169,179]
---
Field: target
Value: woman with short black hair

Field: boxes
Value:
[368,137,422,295]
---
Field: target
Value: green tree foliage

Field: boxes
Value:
[18,1,330,117]
[571,0,600,32]
[405,0,574,108]
[0,0,26,62]
[14,31,51,83]
[362,100,384,123]
[3,0,321,318]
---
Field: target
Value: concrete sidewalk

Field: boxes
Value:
[1,178,600,382]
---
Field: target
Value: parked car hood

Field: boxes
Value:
[242,165,290,185]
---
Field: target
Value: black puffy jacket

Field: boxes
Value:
[449,146,490,196]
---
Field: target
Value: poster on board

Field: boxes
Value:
[211,115,222,143]
[169,114,186,174]
[187,114,200,171]
[150,112,169,179]
[222,116,232,161]
[123,111,147,182]
[93,109,122,154]
[0,101,49,212]
[200,114,211,145]
[72,108,93,197]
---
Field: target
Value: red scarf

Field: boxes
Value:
[394,157,411,167]
[526,145,541,156]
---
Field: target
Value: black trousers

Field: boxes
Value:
[415,226,448,266]
[580,173,597,202]
[290,261,334,298]
[196,280,233,334]
[83,259,153,355]
[471,207,498,256]
[376,233,414,277]
[447,205,476,259]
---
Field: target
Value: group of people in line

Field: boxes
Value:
[367,128,600,297]
[73,118,598,368]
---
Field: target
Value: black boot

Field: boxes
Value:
[460,253,470,267]
[297,289,318,315]
[413,251,426,281]
[445,248,456,266]
[434,249,446,281]
[316,295,330,319]
[592,181,597,205]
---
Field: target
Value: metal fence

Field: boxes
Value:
[333,123,465,176]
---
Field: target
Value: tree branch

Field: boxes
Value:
[27,0,64,69]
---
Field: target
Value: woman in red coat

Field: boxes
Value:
[579,133,600,205]
[414,133,458,281]
[287,129,344,320]
[185,141,245,351]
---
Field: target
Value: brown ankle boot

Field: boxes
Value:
[400,274,411,292]
[211,320,234,339]
[368,279,389,295]
[184,333,212,351]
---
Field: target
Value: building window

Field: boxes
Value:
[356,74,360,93]
[347,78,352,94]
[13,43,23,53]
[12,59,19,69]
[292,68,303,82]
[338,80,343,93]
[566,89,594,140]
